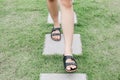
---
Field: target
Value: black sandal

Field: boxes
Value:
[63,55,77,72]
[51,27,61,41]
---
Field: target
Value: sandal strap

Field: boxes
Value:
[51,27,61,36]
[65,63,77,67]
[52,27,61,32]
[63,56,75,61]
[51,33,61,36]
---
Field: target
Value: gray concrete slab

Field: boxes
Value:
[40,73,87,80]
[43,34,82,55]
[47,11,77,24]
[72,0,74,2]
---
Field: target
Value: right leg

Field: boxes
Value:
[47,0,61,40]
[58,0,77,72]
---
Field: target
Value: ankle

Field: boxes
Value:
[64,53,73,56]
[65,48,72,52]
[54,24,60,28]
[54,26,60,28]
[64,50,73,56]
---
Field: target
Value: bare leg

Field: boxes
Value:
[59,0,74,55]
[58,0,76,70]
[47,0,61,40]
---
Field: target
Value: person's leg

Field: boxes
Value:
[47,0,61,40]
[59,0,74,55]
[58,0,76,71]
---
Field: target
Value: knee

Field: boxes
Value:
[60,0,72,8]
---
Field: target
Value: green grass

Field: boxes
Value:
[0,0,120,80]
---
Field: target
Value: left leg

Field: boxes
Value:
[47,0,61,41]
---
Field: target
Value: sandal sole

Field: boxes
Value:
[65,69,77,73]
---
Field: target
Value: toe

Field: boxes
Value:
[71,65,76,69]
[52,36,57,40]
[57,36,60,40]
[66,66,71,71]
[53,36,56,40]
[55,36,57,40]
[56,36,58,40]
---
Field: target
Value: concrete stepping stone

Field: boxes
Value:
[43,34,82,55]
[72,0,74,3]
[40,73,87,80]
[47,11,77,24]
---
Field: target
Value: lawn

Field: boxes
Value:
[0,0,120,80]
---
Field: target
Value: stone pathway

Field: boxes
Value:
[40,73,87,80]
[43,34,82,55]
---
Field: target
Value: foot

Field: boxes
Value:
[63,54,77,72]
[51,27,61,41]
